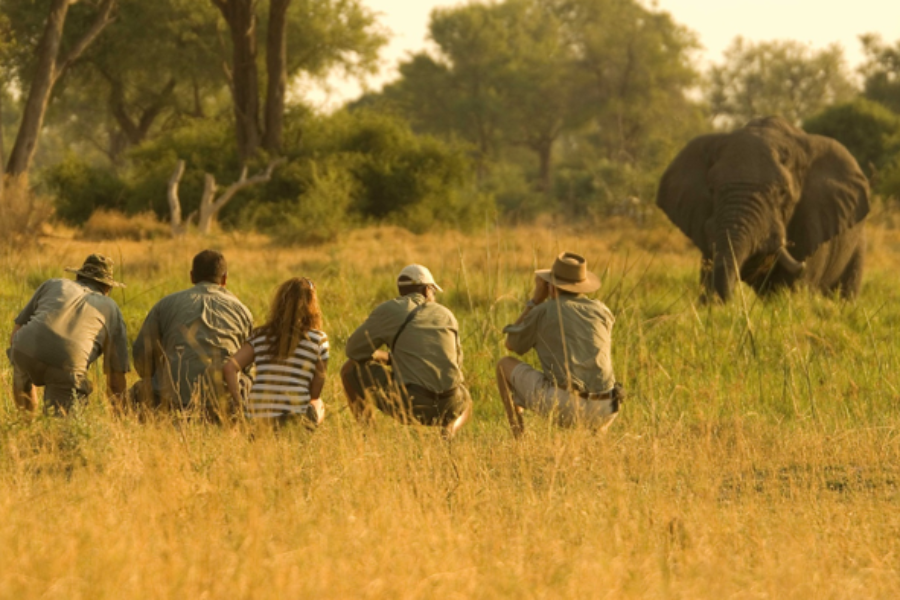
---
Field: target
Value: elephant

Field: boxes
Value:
[656,116,870,302]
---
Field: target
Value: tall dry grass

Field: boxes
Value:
[1,217,899,598]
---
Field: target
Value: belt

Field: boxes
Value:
[405,384,458,401]
[574,388,615,401]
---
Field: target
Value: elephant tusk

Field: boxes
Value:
[777,246,806,275]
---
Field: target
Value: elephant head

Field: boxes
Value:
[656,117,870,302]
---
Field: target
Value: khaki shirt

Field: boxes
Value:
[503,293,615,393]
[345,294,463,392]
[133,281,252,407]
[12,278,130,374]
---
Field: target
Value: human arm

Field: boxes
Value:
[344,302,397,362]
[224,342,255,406]
[132,305,161,379]
[10,283,46,347]
[309,358,327,400]
[9,324,22,348]
[503,276,548,353]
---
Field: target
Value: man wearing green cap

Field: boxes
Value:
[497,251,622,437]
[8,254,130,414]
[131,249,252,418]
[341,264,471,439]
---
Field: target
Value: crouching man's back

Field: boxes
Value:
[132,249,252,418]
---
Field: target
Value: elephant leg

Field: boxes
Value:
[833,245,865,300]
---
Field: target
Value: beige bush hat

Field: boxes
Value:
[66,254,126,288]
[536,252,599,294]
[397,264,443,292]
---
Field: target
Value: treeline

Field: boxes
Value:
[1,0,900,241]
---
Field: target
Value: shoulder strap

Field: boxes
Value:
[390,302,427,352]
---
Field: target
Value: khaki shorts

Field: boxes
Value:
[346,361,470,427]
[8,347,93,414]
[509,362,618,431]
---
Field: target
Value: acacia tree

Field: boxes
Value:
[36,1,227,166]
[707,37,857,128]
[3,0,117,179]
[859,34,900,115]
[380,0,581,191]
[556,0,702,168]
[377,0,700,195]
[212,0,384,163]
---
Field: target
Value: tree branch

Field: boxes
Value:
[53,0,117,85]
[167,159,186,236]
[210,158,285,213]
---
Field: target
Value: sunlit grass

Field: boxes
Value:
[1,219,898,598]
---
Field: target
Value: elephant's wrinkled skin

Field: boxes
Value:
[656,116,870,302]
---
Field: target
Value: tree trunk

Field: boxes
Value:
[0,85,5,204]
[213,0,261,164]
[5,0,69,179]
[6,0,116,179]
[197,159,284,234]
[167,160,186,236]
[262,0,291,153]
[108,76,177,162]
[198,173,218,234]
[536,140,553,195]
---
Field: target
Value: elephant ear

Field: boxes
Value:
[788,136,870,259]
[656,134,726,252]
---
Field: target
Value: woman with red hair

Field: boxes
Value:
[224,277,328,426]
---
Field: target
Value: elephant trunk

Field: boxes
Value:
[711,194,763,301]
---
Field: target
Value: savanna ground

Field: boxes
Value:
[2,213,900,599]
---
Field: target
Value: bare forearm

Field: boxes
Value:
[223,361,244,405]
[310,360,327,399]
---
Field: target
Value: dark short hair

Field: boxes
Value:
[398,276,430,297]
[192,249,227,283]
[76,274,111,294]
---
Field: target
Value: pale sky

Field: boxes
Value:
[306,0,900,108]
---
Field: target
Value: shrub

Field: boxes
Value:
[43,155,128,224]
[295,110,476,227]
[78,209,171,241]
[126,119,242,222]
[0,178,55,246]
[803,99,900,177]
[248,158,357,245]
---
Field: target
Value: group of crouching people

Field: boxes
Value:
[8,249,623,438]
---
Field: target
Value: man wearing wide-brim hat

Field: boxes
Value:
[497,251,622,437]
[8,254,130,414]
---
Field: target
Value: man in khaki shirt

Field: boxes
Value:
[341,264,471,438]
[131,250,252,418]
[8,254,130,414]
[497,252,621,437]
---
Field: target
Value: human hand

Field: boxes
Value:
[372,349,391,365]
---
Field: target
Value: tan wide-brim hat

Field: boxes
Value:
[536,251,600,294]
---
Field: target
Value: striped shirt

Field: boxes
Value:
[246,329,329,419]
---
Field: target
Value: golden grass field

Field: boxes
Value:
[1,214,900,598]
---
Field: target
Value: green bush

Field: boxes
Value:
[43,155,128,224]
[804,99,900,176]
[125,118,243,221]
[248,158,357,245]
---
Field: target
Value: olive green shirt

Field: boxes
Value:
[133,281,252,407]
[503,294,615,393]
[12,278,130,374]
[345,294,463,392]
